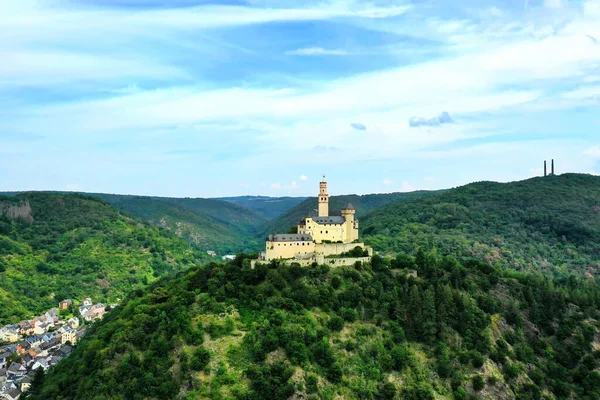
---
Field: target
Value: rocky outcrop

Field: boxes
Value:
[0,200,33,223]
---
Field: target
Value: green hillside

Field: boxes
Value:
[0,192,208,325]
[361,173,600,278]
[94,194,265,255]
[262,191,441,236]
[216,196,307,220]
[29,255,600,400]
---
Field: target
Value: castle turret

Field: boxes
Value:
[318,176,329,217]
[341,203,358,243]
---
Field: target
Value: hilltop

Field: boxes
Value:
[361,173,600,278]
[28,255,600,400]
[0,192,208,325]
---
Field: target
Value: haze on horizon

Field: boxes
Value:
[1,0,599,198]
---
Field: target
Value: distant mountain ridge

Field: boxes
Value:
[216,195,307,220]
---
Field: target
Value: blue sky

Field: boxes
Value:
[1,0,599,197]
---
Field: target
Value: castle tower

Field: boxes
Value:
[318,175,329,217]
[341,203,358,243]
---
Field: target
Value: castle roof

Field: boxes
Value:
[267,234,313,242]
[343,203,355,210]
[312,216,345,225]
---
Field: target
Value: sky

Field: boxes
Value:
[1,0,599,197]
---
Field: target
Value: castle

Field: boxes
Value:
[259,177,372,267]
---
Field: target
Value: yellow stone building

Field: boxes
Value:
[262,177,370,264]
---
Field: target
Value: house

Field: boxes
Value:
[61,329,77,346]
[206,250,217,257]
[6,363,26,379]
[0,387,21,400]
[56,346,72,358]
[15,342,30,356]
[67,317,79,329]
[91,304,106,320]
[59,299,73,310]
[83,298,92,307]
[31,358,48,371]
[44,310,59,324]
[0,326,20,344]
[0,353,10,369]
[222,255,236,261]
[19,375,32,393]
[20,355,33,369]
[18,321,33,337]
[38,338,60,357]
[25,336,42,348]
[78,305,91,321]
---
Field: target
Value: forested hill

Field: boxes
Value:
[362,173,600,278]
[93,194,266,255]
[29,255,600,400]
[216,196,307,220]
[0,192,208,325]
[262,190,441,236]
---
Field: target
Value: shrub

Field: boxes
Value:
[472,375,485,391]
[190,346,211,371]
[328,316,345,332]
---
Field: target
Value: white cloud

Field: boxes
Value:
[382,179,393,185]
[300,175,308,181]
[285,47,348,56]
[424,177,436,182]
[583,146,600,158]
[270,182,281,189]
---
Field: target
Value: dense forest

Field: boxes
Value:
[0,193,209,325]
[28,253,600,400]
[362,174,600,279]
[92,194,265,255]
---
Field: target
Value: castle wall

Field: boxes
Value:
[251,256,371,269]
[315,242,367,256]
[264,240,316,261]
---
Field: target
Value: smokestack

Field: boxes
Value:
[544,160,547,177]
[552,159,554,175]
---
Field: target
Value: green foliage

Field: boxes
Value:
[0,192,208,325]
[30,246,600,400]
[190,346,211,371]
[92,193,266,254]
[362,174,600,278]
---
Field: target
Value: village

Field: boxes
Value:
[0,298,115,400]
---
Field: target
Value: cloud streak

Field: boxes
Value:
[409,112,453,128]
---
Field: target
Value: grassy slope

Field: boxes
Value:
[361,173,600,278]
[262,191,441,237]
[0,192,209,325]
[216,196,308,220]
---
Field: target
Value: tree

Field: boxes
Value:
[190,346,211,371]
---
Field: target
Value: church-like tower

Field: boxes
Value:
[318,175,329,217]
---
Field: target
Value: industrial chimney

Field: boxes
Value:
[544,160,547,177]
[551,159,555,175]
